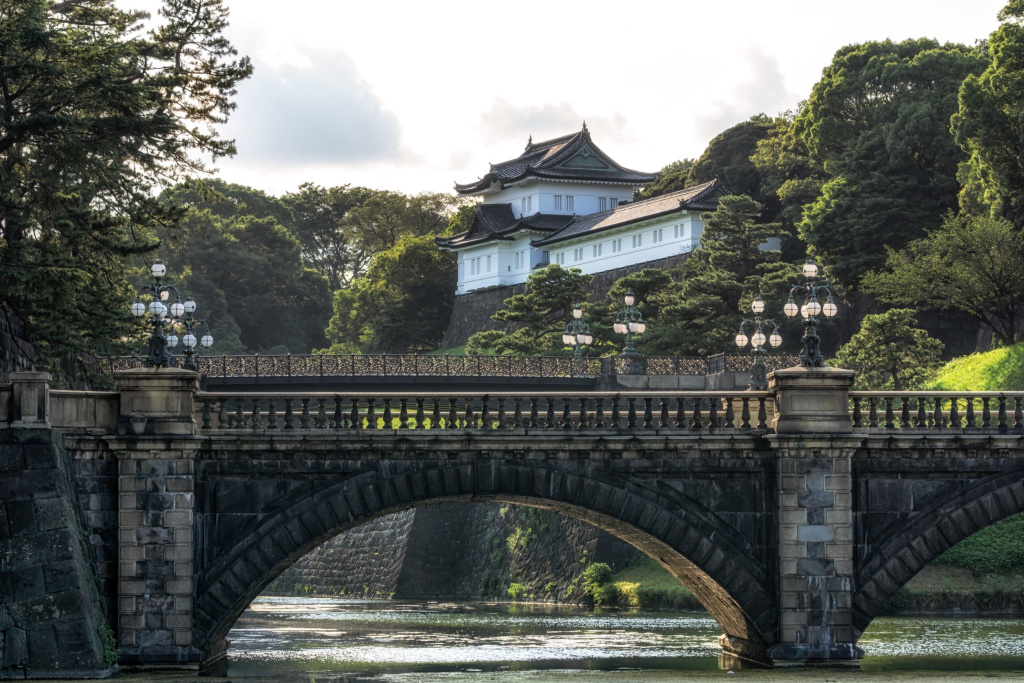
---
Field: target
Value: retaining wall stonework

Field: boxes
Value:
[269,503,637,604]
[0,431,110,679]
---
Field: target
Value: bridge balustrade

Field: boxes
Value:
[850,391,1024,431]
[193,391,774,432]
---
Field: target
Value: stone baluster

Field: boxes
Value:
[382,398,392,430]
[513,398,523,428]
[708,397,719,430]
[266,398,278,429]
[316,398,327,429]
[464,397,475,429]
[982,397,991,428]
[218,398,228,430]
[299,398,311,429]
[916,396,926,428]
[627,397,637,429]
[966,396,976,429]
[529,398,540,428]
[948,397,960,429]
[642,397,653,429]
[998,397,1008,430]
[250,398,263,430]
[366,398,376,430]
[725,397,735,429]
[234,398,245,429]
[691,397,702,430]
[349,398,359,430]
[932,396,943,429]
[480,395,491,430]
[757,397,768,430]
[899,397,910,429]
[659,398,670,429]
[1015,397,1023,429]
[851,398,862,429]
[415,398,425,429]
[593,398,605,429]
[283,398,295,430]
[611,395,621,429]
[868,397,878,429]
[545,398,556,429]
[740,397,751,430]
[399,398,410,429]
[333,397,343,429]
[884,397,895,430]
[447,398,458,430]
[431,398,441,430]
[201,398,212,429]
[496,397,506,429]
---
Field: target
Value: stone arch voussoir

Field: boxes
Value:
[852,471,1024,636]
[192,460,776,657]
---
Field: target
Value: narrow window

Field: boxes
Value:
[599,197,607,211]
[486,255,492,272]
[566,195,574,212]
[553,195,562,211]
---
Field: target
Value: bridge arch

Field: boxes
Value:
[192,460,777,661]
[853,472,1024,636]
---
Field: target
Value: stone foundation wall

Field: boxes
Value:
[442,252,693,348]
[270,510,416,598]
[0,430,110,678]
[267,503,637,604]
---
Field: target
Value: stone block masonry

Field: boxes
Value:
[769,437,862,665]
[0,429,110,679]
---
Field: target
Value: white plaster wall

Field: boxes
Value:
[455,212,706,293]
[482,180,638,217]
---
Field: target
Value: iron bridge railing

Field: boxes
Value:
[106,352,801,380]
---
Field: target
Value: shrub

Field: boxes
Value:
[507,583,527,601]
[581,562,615,606]
[934,511,1024,573]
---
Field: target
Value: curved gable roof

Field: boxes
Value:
[455,124,657,195]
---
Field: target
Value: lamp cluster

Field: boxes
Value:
[131,260,213,369]
[735,296,782,390]
[784,260,837,367]
[562,305,595,359]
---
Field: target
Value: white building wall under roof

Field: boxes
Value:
[483,180,637,218]
[454,212,706,295]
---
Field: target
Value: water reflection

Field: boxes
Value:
[222,597,1024,679]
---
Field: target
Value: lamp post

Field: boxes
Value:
[130,260,181,367]
[735,296,782,390]
[130,261,214,369]
[167,296,214,372]
[613,290,647,375]
[783,259,838,367]
[562,304,594,359]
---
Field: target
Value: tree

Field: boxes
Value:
[794,39,988,287]
[0,1,251,369]
[345,191,459,269]
[595,268,674,353]
[645,195,796,355]
[157,208,330,353]
[863,214,1024,347]
[321,234,457,354]
[953,2,1024,226]
[688,115,774,202]
[834,309,944,390]
[636,159,695,200]
[282,183,375,290]
[466,264,592,355]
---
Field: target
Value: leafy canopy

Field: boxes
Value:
[953,2,1024,225]
[833,309,944,390]
[863,214,1024,348]
[646,195,796,355]
[0,0,251,369]
[321,234,457,354]
[466,264,592,356]
[794,39,988,287]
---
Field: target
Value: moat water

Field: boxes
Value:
[202,597,1024,682]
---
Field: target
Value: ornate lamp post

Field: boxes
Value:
[783,259,838,367]
[130,260,181,367]
[613,290,647,374]
[130,261,214,369]
[562,304,594,359]
[735,296,783,390]
[167,297,214,372]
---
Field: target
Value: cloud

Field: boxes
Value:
[478,99,636,146]
[693,45,801,140]
[223,48,408,167]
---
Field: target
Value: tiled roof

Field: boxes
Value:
[531,179,728,247]
[454,124,657,195]
[435,205,573,249]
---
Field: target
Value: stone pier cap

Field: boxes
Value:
[769,366,855,435]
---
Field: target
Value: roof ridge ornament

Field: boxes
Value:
[581,120,589,135]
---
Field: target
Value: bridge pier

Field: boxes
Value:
[112,369,203,665]
[767,366,863,666]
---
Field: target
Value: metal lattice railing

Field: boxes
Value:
[106,352,801,380]
[194,391,775,433]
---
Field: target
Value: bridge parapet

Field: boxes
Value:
[192,391,775,433]
[850,391,1024,432]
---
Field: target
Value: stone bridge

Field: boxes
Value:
[2,367,1024,676]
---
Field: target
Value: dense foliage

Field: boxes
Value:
[792,39,988,288]
[466,265,592,356]
[833,309,944,390]
[0,0,251,370]
[863,214,1024,347]
[935,512,1024,573]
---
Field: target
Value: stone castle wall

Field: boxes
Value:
[442,252,694,348]
[268,503,637,604]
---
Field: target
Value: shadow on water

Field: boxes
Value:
[195,597,1024,681]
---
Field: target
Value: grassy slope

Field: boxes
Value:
[927,343,1024,391]
[610,556,703,611]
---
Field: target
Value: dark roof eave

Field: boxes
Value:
[531,204,697,248]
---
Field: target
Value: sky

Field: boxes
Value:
[119,0,1008,197]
